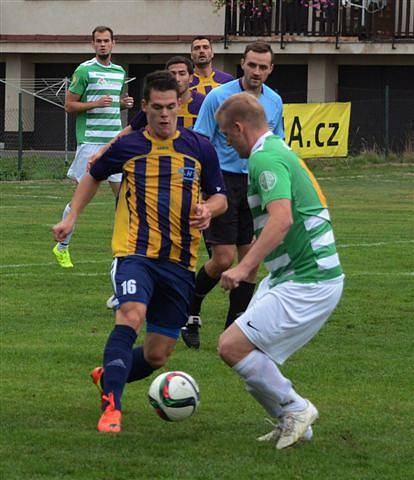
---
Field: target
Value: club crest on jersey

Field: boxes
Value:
[178,166,197,182]
[259,171,277,192]
[97,77,107,85]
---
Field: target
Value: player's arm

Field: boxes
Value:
[191,135,227,229]
[193,91,219,140]
[221,199,292,290]
[88,111,147,171]
[52,174,101,241]
[87,125,134,172]
[272,95,285,140]
[65,90,113,114]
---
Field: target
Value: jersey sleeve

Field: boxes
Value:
[197,136,226,196]
[272,96,285,140]
[251,152,291,209]
[89,136,130,181]
[130,110,148,131]
[193,91,219,140]
[69,65,88,96]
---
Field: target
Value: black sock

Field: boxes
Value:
[126,346,155,383]
[103,325,137,410]
[225,281,256,329]
[189,265,220,316]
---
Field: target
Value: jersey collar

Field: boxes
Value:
[238,78,264,95]
[250,131,273,156]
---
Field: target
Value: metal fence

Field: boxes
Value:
[0,85,412,181]
[0,77,138,181]
[224,0,414,49]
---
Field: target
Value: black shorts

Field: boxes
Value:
[204,171,253,246]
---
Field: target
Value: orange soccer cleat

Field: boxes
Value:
[97,392,122,433]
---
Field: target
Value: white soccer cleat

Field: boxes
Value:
[276,400,319,450]
[106,295,118,310]
[257,418,313,443]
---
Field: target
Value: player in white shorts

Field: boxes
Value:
[215,93,344,450]
[53,26,134,268]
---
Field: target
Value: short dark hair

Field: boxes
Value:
[142,70,180,102]
[165,56,194,75]
[191,36,212,49]
[243,41,274,64]
[92,26,114,41]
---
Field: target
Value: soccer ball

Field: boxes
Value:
[148,371,200,422]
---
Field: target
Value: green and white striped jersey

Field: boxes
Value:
[248,132,343,286]
[69,58,126,144]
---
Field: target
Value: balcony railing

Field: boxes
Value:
[224,0,414,49]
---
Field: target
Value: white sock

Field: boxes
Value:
[233,350,307,415]
[57,203,74,250]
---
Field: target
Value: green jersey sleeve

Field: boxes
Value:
[251,152,292,209]
[69,65,88,96]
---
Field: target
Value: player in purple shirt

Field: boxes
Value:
[190,36,233,95]
[130,56,205,131]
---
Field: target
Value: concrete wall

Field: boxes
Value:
[1,0,225,36]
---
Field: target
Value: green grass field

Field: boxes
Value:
[1,164,413,479]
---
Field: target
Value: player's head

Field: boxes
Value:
[240,42,274,91]
[165,56,194,96]
[141,70,180,140]
[91,26,115,60]
[215,92,268,158]
[191,36,214,68]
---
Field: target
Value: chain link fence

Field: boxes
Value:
[0,77,137,181]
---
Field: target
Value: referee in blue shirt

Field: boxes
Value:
[182,42,285,349]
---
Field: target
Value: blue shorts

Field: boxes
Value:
[111,256,195,339]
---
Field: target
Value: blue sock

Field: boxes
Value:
[127,346,155,383]
[103,325,137,411]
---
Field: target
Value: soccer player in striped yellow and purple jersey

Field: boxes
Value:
[129,56,205,131]
[53,26,134,268]
[190,36,233,95]
[52,71,227,433]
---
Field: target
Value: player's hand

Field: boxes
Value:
[220,265,249,291]
[87,148,105,172]
[95,95,112,108]
[52,219,75,242]
[120,95,134,109]
[189,203,212,230]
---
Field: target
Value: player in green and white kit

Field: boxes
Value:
[216,93,344,450]
[53,26,134,268]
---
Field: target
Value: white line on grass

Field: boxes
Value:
[0,194,63,199]
[0,241,410,270]
[0,259,111,269]
[1,271,412,278]
[318,173,414,181]
[338,240,414,248]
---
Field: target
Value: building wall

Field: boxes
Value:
[1,0,225,36]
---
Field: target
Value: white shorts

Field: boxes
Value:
[67,143,122,183]
[236,274,344,365]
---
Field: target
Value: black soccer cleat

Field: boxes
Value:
[181,316,202,349]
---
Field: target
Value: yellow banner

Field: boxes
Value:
[283,102,351,158]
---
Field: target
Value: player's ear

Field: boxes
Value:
[240,57,245,70]
[234,121,243,134]
[189,74,193,84]
[141,98,147,112]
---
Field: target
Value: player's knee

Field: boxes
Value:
[212,254,234,273]
[218,332,234,365]
[145,349,171,370]
[116,304,145,332]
